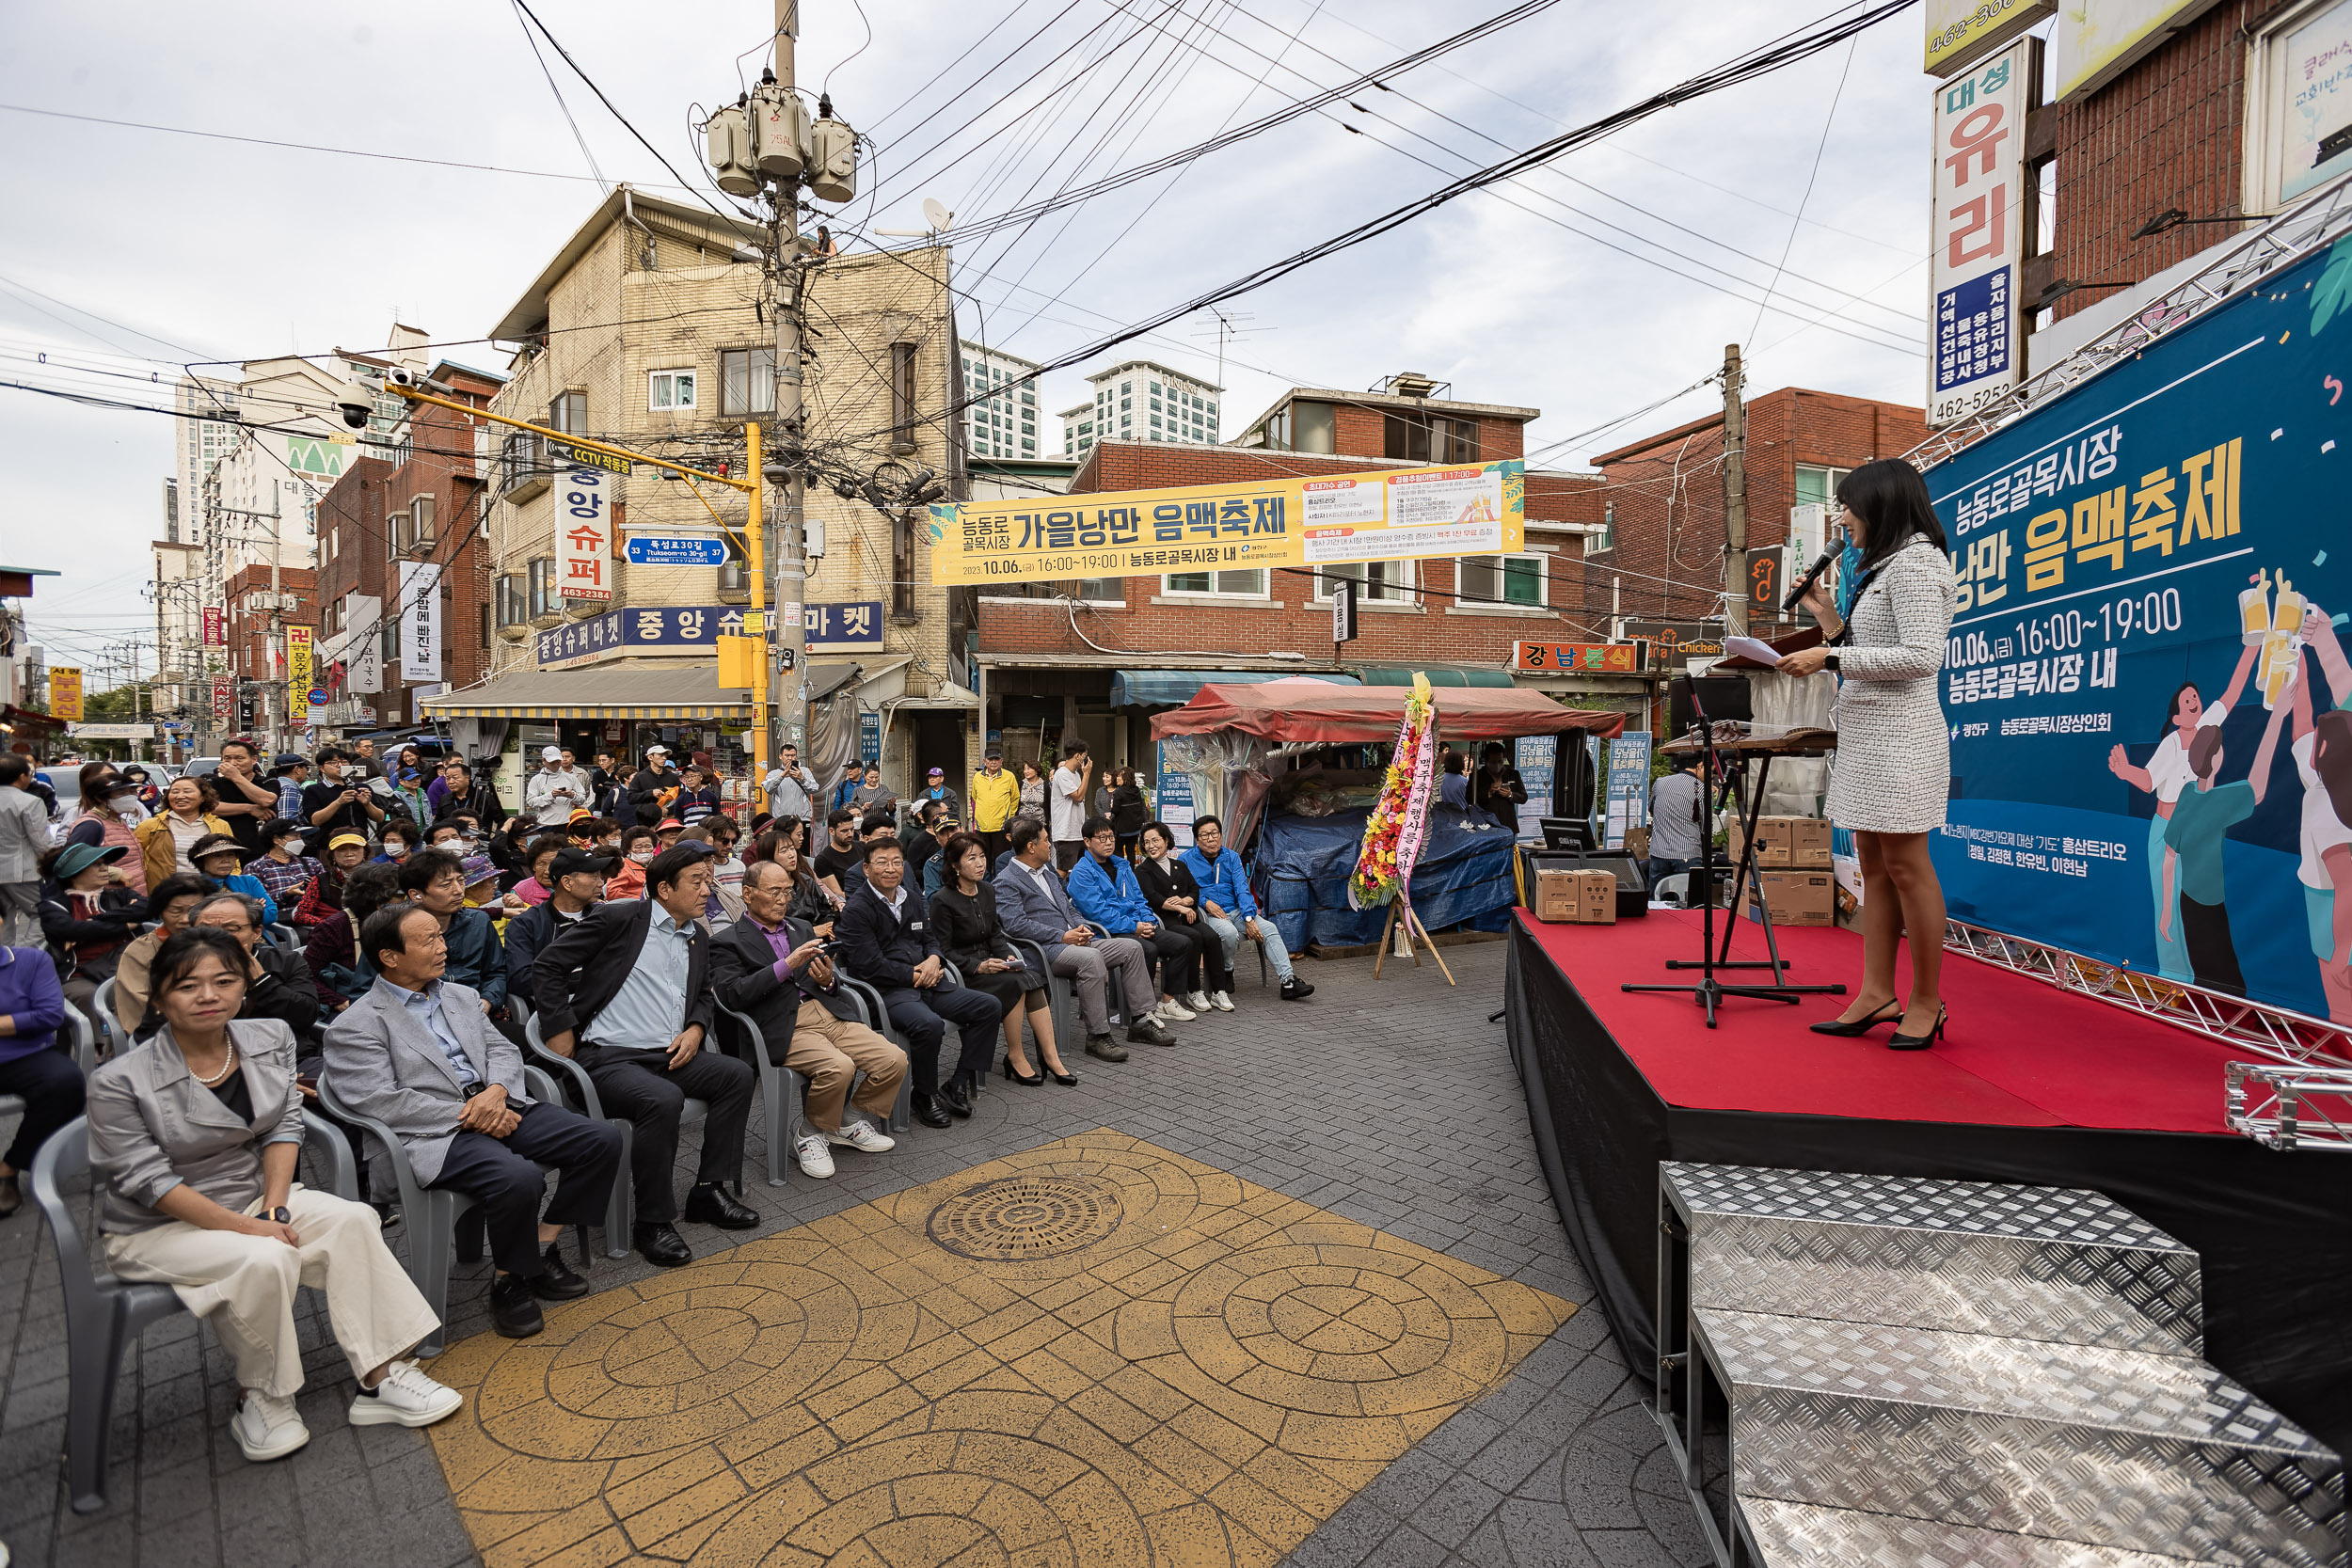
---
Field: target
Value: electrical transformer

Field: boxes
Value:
[751,81,808,180]
[805,115,856,203]
[706,103,757,197]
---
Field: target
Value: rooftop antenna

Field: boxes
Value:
[877,197,954,239]
[1187,306,1272,392]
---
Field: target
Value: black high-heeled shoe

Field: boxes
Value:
[1807,998,1901,1037]
[1001,1056,1044,1087]
[1042,1061,1078,1085]
[1887,1007,1947,1051]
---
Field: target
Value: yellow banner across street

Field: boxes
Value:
[927,459,1523,587]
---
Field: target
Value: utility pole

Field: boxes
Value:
[216,477,284,750]
[770,0,810,763]
[1720,344,1749,637]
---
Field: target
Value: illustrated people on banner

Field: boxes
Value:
[2158,653,2295,999]
[2108,635,2257,983]
[2288,605,2352,1020]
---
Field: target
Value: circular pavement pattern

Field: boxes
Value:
[927,1171,1127,1261]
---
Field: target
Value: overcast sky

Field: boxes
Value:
[0,0,1937,684]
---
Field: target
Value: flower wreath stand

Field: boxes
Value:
[1349,674,1455,987]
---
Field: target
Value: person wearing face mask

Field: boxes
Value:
[293,833,372,929]
[301,751,385,855]
[373,821,421,865]
[246,818,324,911]
[66,766,150,895]
[605,826,660,900]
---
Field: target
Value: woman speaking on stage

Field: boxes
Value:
[1774,458,1957,1051]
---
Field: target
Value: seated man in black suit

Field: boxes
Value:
[532,845,758,1266]
[834,836,999,1127]
[708,859,904,1179]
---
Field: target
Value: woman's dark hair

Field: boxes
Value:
[1139,819,1176,851]
[150,926,252,1002]
[526,833,570,870]
[342,863,405,929]
[1019,758,1044,781]
[1835,459,1947,570]
[505,816,537,840]
[76,761,117,802]
[144,873,215,921]
[2312,710,2352,826]
[941,832,987,881]
[2164,681,2201,736]
[620,825,659,851]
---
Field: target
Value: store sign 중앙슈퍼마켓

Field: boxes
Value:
[1928,40,2029,427]
[929,461,1522,587]
[535,601,886,668]
[555,466,614,603]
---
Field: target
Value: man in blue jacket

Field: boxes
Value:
[1067,816,1195,1023]
[834,836,999,1127]
[1179,814,1311,1005]
[398,849,506,1015]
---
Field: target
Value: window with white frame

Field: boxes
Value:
[1315,560,1413,602]
[1456,554,1546,607]
[1794,464,1849,510]
[2247,0,2352,210]
[648,369,697,411]
[1163,567,1267,596]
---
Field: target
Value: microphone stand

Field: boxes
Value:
[1621,677,1844,1028]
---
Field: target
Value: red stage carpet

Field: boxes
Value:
[1519,910,2240,1134]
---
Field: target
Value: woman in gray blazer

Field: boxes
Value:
[1780,459,1959,1052]
[85,928,462,1465]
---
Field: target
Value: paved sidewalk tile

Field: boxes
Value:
[0,939,1706,1566]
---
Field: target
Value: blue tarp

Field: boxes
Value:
[1255,806,1518,951]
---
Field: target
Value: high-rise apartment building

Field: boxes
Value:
[1060,358,1220,456]
[959,342,1041,459]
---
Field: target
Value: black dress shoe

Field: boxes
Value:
[489,1275,545,1338]
[529,1243,592,1299]
[634,1222,693,1267]
[683,1183,760,1230]
[1127,1017,1175,1047]
[912,1092,954,1128]
[939,1076,974,1117]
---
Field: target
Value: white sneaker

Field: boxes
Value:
[348,1359,462,1429]
[795,1132,836,1178]
[825,1118,897,1153]
[1157,997,1196,1021]
[1210,990,1235,1012]
[230,1390,310,1461]
[1185,990,1215,1012]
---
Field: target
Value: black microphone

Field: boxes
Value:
[1780,534,1845,615]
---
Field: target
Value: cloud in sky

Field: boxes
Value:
[0,0,1937,668]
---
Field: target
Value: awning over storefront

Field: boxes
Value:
[1109,668,1360,708]
[420,660,864,721]
[1152,677,1623,744]
[1349,663,1515,689]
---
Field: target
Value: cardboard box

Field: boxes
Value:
[1785,816,1832,868]
[1727,819,1790,868]
[1534,868,1617,924]
[1745,870,1836,927]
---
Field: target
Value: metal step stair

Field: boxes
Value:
[1695,1307,2343,1565]
[1650,1163,2345,1568]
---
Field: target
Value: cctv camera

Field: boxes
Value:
[333,377,373,431]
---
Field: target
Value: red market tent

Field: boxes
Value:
[1149,676,1625,744]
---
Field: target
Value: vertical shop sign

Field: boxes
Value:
[1929,40,2030,426]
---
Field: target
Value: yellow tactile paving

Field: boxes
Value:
[423,1129,1574,1567]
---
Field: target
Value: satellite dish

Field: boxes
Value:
[922,198,953,232]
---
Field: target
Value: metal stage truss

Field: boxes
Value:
[2225,1063,2352,1154]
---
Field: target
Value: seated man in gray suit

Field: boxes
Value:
[323,904,624,1339]
[993,818,1168,1061]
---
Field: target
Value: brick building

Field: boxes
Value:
[2017,0,2348,367]
[1585,387,1930,651]
[977,374,1927,777]
[221,562,317,747]
[311,358,503,739]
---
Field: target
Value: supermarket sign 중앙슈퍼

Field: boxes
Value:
[927,460,1523,586]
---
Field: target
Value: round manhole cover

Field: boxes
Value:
[927,1172,1125,1260]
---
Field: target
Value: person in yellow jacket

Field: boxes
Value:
[135,775,233,892]
[969,747,1023,867]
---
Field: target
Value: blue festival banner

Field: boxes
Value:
[1922,234,2352,1021]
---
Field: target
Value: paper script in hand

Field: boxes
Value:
[1724,635,1783,667]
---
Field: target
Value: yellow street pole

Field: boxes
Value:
[746,420,769,784]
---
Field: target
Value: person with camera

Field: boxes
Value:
[708,859,902,1179]
[301,751,385,853]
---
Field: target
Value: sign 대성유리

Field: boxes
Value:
[1929,40,2030,427]
[928,460,1522,587]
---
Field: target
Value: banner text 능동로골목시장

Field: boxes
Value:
[927,460,1522,586]
[1921,233,2352,1020]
